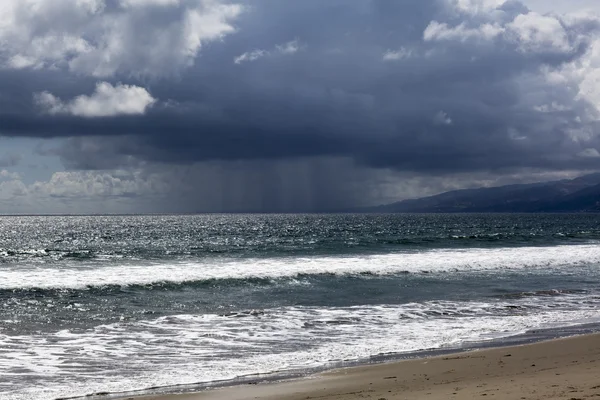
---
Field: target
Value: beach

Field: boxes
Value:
[144,333,600,400]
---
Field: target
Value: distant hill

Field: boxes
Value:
[367,173,600,213]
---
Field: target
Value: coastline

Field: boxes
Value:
[88,323,600,400]
[133,332,600,400]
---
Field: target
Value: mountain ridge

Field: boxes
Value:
[367,173,600,213]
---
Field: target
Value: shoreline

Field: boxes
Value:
[88,323,600,400]
[135,331,600,400]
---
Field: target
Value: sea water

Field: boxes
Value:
[2,214,600,399]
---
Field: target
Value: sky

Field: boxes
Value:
[1,0,600,213]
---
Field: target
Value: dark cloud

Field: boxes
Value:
[1,0,600,211]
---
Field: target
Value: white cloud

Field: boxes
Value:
[578,148,600,158]
[424,10,578,56]
[276,40,300,55]
[234,40,302,64]
[522,0,600,14]
[234,49,269,64]
[508,127,527,141]
[419,4,600,155]
[7,55,38,69]
[382,47,413,61]
[0,168,174,213]
[507,12,572,53]
[534,102,571,113]
[120,0,180,7]
[424,21,504,42]
[451,0,508,15]
[0,0,244,77]
[35,82,156,117]
[0,179,28,200]
[536,19,600,118]
[30,170,160,198]
[0,170,20,180]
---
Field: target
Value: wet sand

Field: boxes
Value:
[140,333,600,400]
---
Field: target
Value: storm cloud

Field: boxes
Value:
[1,0,600,212]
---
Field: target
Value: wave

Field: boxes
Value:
[1,244,600,290]
[0,230,598,265]
[494,289,589,299]
[4,298,600,400]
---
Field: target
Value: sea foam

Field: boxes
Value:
[1,243,599,290]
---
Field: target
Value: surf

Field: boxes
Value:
[1,243,599,290]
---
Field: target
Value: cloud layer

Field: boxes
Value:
[0,0,243,77]
[1,0,600,211]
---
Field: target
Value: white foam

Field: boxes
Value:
[1,244,600,289]
[2,294,600,400]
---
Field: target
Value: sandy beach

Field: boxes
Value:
[140,333,600,400]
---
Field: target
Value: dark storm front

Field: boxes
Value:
[2,214,600,400]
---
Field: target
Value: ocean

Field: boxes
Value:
[2,214,600,400]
